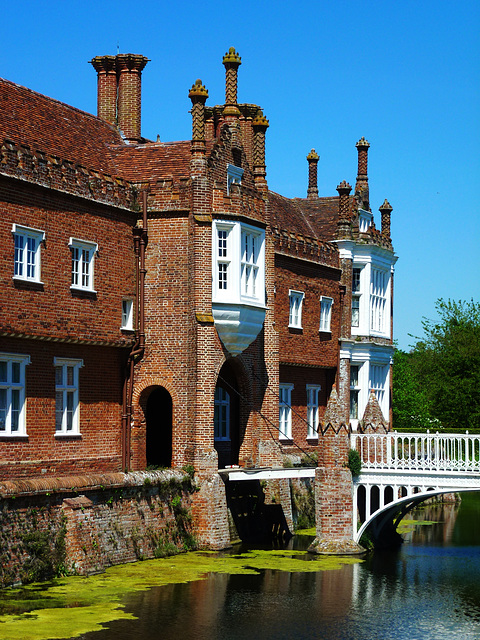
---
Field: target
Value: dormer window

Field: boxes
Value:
[227,164,243,194]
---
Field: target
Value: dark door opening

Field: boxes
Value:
[145,387,172,468]
[215,362,240,469]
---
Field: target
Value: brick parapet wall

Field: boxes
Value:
[0,139,135,210]
[272,227,340,270]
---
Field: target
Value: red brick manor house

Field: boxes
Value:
[0,48,396,550]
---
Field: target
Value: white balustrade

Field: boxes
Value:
[351,431,480,473]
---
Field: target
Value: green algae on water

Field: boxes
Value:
[0,548,362,640]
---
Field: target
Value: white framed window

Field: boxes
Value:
[227,164,244,194]
[212,220,265,307]
[352,267,361,328]
[12,224,45,283]
[319,296,333,332]
[350,364,360,420]
[241,230,260,298]
[121,299,134,330]
[370,269,388,334]
[214,387,230,440]
[306,385,321,439]
[279,383,293,440]
[0,353,30,436]
[370,364,387,413]
[288,291,304,328]
[54,357,83,435]
[69,238,98,292]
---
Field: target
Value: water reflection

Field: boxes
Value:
[80,493,480,640]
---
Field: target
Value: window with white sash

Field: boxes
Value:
[279,383,293,440]
[0,353,30,436]
[319,296,333,332]
[12,224,45,283]
[54,358,83,435]
[306,385,321,439]
[69,238,98,292]
[289,291,304,328]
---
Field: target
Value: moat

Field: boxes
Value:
[1,493,479,640]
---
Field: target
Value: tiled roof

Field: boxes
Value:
[108,141,192,182]
[269,191,340,242]
[0,77,124,173]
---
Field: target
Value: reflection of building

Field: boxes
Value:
[0,48,395,546]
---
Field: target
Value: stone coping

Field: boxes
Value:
[0,469,188,498]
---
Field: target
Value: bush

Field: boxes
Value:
[347,449,362,477]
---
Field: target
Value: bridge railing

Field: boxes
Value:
[351,431,480,473]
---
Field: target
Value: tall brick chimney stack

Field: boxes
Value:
[189,79,208,159]
[336,180,352,239]
[252,109,269,192]
[90,53,149,143]
[222,47,242,121]
[379,199,393,241]
[116,54,149,142]
[90,55,117,126]
[307,149,319,199]
[355,137,370,211]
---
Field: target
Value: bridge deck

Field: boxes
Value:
[219,467,316,481]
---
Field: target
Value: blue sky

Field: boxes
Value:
[3,1,479,349]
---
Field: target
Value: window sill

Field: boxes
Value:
[0,434,28,440]
[279,436,293,443]
[318,329,332,334]
[55,433,82,439]
[120,327,135,333]
[288,325,303,332]
[306,436,319,443]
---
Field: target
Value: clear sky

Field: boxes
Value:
[3,0,479,350]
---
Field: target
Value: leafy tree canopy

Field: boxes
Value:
[393,299,480,432]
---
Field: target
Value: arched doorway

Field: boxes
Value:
[215,361,241,469]
[145,387,173,468]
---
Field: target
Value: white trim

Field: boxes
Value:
[11,224,45,284]
[306,384,321,439]
[279,383,294,440]
[0,352,31,437]
[54,357,84,436]
[121,299,134,330]
[68,238,98,293]
[288,290,304,329]
[319,296,333,332]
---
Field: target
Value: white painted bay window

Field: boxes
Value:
[12,224,45,283]
[54,357,83,435]
[350,364,360,420]
[306,384,321,439]
[279,383,293,440]
[289,290,304,328]
[351,267,361,328]
[0,353,30,436]
[370,364,388,417]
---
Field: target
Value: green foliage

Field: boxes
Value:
[20,521,67,584]
[392,349,436,430]
[394,299,480,431]
[182,464,195,479]
[347,449,362,477]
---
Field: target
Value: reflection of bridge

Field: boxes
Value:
[352,431,480,545]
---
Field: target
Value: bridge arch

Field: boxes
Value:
[355,486,479,547]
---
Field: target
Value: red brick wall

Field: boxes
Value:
[0,337,128,478]
[0,177,137,343]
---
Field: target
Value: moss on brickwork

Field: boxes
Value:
[0,548,362,639]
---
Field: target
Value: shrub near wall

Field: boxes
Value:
[0,470,197,587]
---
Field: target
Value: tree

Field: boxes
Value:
[393,299,480,431]
[392,348,435,430]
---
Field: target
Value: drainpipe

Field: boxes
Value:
[122,189,148,470]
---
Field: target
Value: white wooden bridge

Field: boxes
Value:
[352,431,480,545]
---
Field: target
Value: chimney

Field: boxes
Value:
[90,55,117,126]
[379,199,393,241]
[222,47,241,120]
[336,180,352,239]
[89,53,149,142]
[252,109,269,191]
[355,137,370,210]
[189,79,208,157]
[307,149,319,199]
